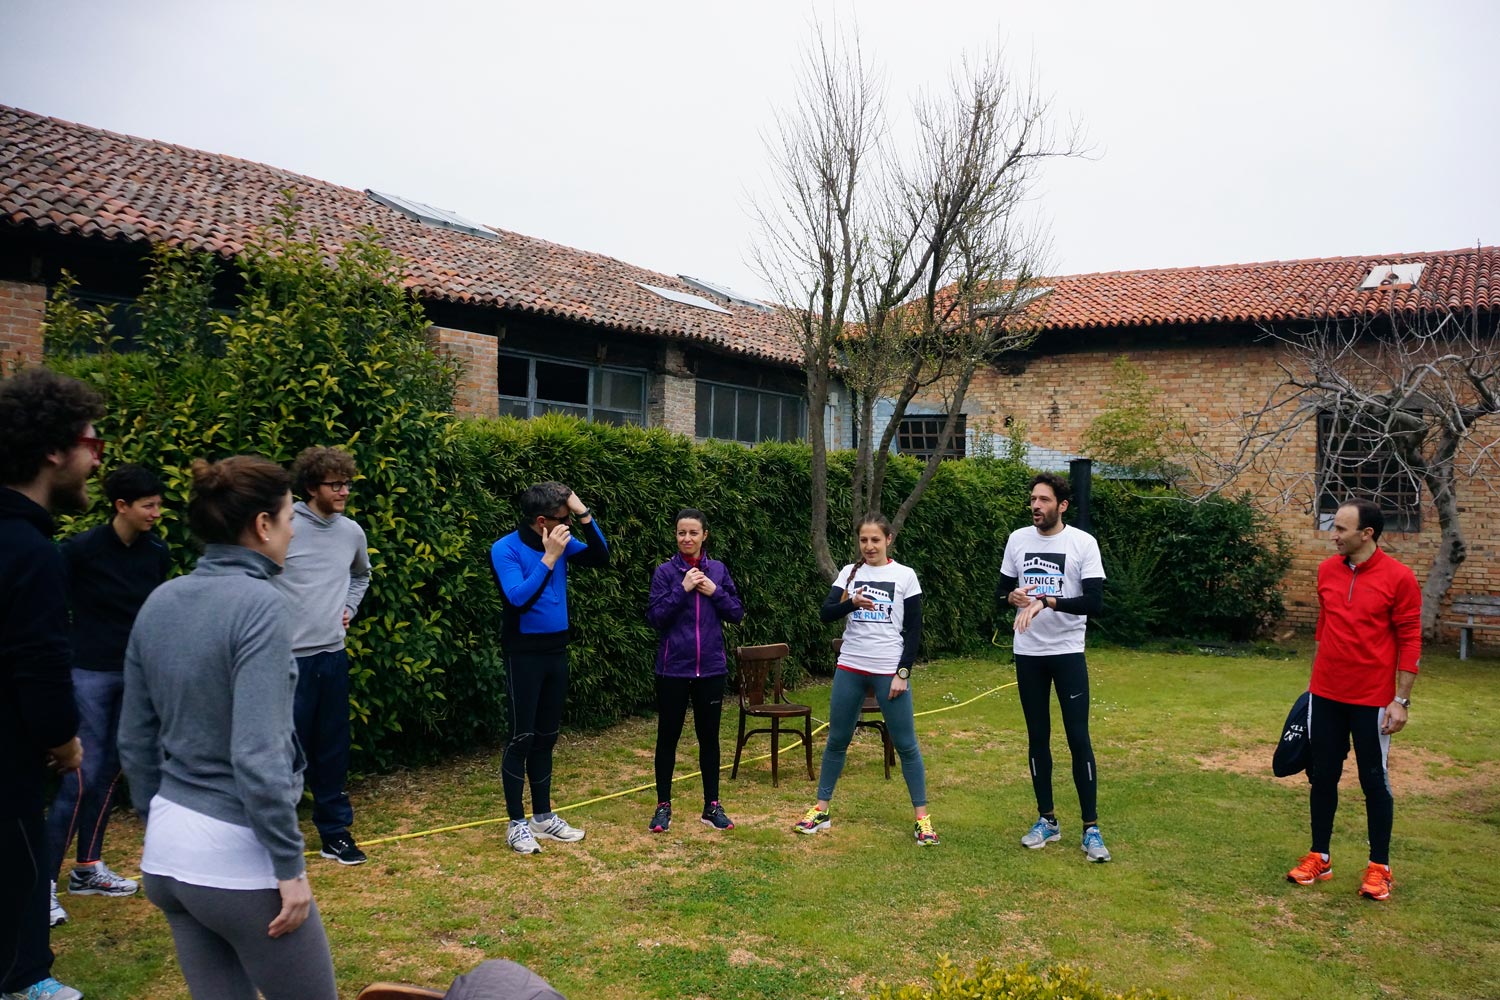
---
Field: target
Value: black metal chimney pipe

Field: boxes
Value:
[1069,458,1093,534]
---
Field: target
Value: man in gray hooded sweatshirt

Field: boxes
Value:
[274,447,372,865]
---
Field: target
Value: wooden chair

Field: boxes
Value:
[356,985,444,1000]
[833,639,895,779]
[731,643,814,786]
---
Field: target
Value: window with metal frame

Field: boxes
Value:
[896,414,967,461]
[497,352,646,426]
[694,381,806,444]
[1315,410,1422,532]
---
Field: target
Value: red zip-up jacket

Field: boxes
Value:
[1312,547,1422,707]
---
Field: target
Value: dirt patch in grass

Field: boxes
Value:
[1196,739,1500,797]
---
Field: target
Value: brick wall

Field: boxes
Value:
[967,342,1500,635]
[647,346,697,436]
[0,280,46,368]
[427,325,499,419]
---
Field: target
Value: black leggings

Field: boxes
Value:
[502,650,569,821]
[1015,653,1098,823]
[1308,693,1392,864]
[654,674,726,805]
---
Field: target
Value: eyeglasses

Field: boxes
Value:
[319,481,354,493]
[77,433,104,461]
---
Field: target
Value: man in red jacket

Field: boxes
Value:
[1286,498,1421,901]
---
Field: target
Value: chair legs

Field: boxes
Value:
[732,710,746,779]
[731,713,817,786]
[804,714,815,780]
[771,718,781,787]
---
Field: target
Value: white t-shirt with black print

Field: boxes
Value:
[1000,525,1106,656]
[834,560,922,675]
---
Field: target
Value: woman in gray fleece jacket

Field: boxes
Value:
[119,455,337,1000]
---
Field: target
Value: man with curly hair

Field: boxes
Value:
[272,447,372,866]
[1,367,103,1000]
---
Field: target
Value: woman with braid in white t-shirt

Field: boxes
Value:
[792,514,937,845]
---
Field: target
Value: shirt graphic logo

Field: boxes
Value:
[850,580,895,623]
[1021,552,1066,597]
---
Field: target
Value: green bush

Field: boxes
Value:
[871,957,1179,1000]
[43,219,475,769]
[29,222,1291,767]
[1091,483,1290,642]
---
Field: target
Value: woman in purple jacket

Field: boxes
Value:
[644,508,744,833]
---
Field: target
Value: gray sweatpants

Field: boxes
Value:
[143,874,337,1000]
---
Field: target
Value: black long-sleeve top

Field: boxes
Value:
[63,521,172,671]
[995,573,1105,617]
[822,586,924,673]
[1,487,79,818]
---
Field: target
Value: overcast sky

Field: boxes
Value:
[3,0,1496,302]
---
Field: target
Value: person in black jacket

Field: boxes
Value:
[44,465,170,927]
[0,368,103,1000]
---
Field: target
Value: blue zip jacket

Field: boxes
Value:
[646,554,744,678]
[490,517,608,653]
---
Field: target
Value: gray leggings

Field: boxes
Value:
[817,668,928,806]
[143,874,337,1000]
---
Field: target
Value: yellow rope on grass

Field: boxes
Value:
[343,680,1015,853]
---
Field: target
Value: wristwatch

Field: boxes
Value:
[896,667,911,679]
[1393,696,1411,708]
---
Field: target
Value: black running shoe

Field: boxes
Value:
[319,833,368,865]
[649,802,672,833]
[701,801,734,830]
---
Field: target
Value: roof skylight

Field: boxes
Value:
[677,274,773,313]
[636,283,732,315]
[1359,263,1424,290]
[367,189,499,241]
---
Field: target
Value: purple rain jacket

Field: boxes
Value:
[645,553,745,678]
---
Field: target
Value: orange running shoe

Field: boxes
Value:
[1286,851,1332,884]
[1358,862,1393,900]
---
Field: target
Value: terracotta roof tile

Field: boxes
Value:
[1031,248,1497,331]
[0,105,800,365]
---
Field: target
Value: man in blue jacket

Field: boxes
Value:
[1,368,103,1000]
[489,481,608,856]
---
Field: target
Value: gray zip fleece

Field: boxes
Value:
[273,501,372,657]
[119,544,307,880]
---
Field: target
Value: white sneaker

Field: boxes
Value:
[48,881,67,928]
[2,976,84,1000]
[68,862,139,897]
[1020,816,1061,849]
[507,821,542,855]
[529,813,585,842]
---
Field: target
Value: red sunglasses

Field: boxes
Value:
[77,433,104,461]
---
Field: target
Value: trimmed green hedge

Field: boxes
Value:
[32,231,1289,768]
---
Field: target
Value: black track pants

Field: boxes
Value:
[1308,693,1393,864]
[654,673,726,805]
[1015,652,1098,822]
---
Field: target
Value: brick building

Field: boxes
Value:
[0,104,814,447]
[4,103,1495,632]
[950,250,1500,628]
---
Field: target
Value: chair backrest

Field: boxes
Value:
[735,643,791,707]
[357,985,445,1000]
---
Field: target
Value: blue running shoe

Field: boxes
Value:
[1081,825,1111,863]
[1021,816,1060,849]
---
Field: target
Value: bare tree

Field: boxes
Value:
[751,22,1081,581]
[1203,297,1500,636]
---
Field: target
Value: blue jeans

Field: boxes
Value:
[44,668,125,876]
[293,650,354,840]
[816,669,927,807]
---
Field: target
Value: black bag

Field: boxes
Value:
[1272,690,1312,777]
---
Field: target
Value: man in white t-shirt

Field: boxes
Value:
[997,473,1111,862]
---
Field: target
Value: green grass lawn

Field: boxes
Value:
[51,646,1500,999]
